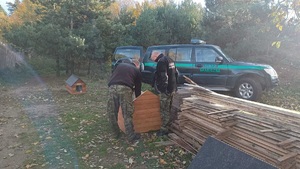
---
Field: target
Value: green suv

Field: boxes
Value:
[111,46,144,71]
[113,40,279,101]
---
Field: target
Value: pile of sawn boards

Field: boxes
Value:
[169,84,300,169]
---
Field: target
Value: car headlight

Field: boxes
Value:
[264,68,278,79]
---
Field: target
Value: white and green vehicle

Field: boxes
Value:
[113,40,279,101]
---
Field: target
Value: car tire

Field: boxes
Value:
[234,78,262,101]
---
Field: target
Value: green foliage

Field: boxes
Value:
[203,0,281,60]
[3,0,203,75]
[131,1,204,47]
[6,0,21,15]
[2,0,300,84]
[133,8,167,47]
[4,0,114,76]
[0,66,32,85]
[27,55,57,75]
[4,24,36,52]
[112,9,137,46]
[0,5,7,15]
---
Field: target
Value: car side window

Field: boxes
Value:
[195,48,220,62]
[150,49,166,62]
[168,49,176,61]
[169,48,192,62]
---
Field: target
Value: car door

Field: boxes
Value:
[112,46,144,71]
[169,47,194,84]
[191,47,229,87]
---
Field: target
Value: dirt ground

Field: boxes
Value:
[0,76,65,169]
[0,76,165,169]
[0,85,30,169]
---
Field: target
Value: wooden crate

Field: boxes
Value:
[118,90,162,133]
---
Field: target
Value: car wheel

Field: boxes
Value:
[234,78,262,101]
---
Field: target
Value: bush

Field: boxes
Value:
[27,55,57,75]
[0,66,33,85]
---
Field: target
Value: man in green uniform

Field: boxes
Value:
[107,59,142,143]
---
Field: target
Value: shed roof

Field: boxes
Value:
[66,74,82,86]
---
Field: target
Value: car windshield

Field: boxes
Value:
[114,49,141,60]
[215,46,235,62]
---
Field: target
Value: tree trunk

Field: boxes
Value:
[71,58,75,74]
[87,59,91,75]
[65,56,69,75]
[56,55,60,77]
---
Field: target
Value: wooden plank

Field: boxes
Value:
[135,125,160,132]
[214,129,233,140]
[221,121,238,127]
[133,111,161,118]
[134,103,160,109]
[260,129,290,133]
[277,138,298,148]
[219,117,236,123]
[170,86,300,168]
[187,110,224,127]
[179,120,217,136]
[134,120,161,126]
[154,141,176,146]
[181,129,206,148]
[224,136,278,165]
[169,133,197,154]
[232,129,288,155]
[182,125,211,143]
[207,109,239,115]
[193,88,300,124]
[277,152,297,163]
[218,114,236,119]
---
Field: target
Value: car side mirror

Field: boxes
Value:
[215,56,223,63]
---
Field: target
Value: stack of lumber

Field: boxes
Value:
[169,85,300,169]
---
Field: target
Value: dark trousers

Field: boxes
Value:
[159,92,175,131]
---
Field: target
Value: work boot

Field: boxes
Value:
[128,133,141,144]
[111,128,121,139]
[156,129,169,137]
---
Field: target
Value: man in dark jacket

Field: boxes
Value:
[150,52,178,136]
[107,59,142,143]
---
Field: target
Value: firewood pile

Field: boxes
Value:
[169,84,300,169]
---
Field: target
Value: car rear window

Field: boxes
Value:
[114,48,141,60]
